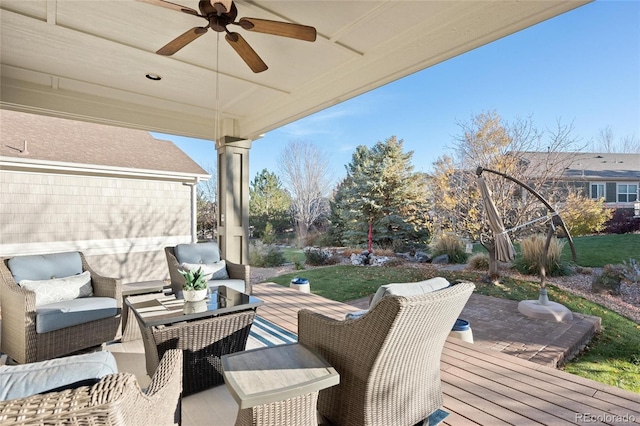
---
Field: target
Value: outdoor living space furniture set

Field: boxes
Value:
[0,242,473,426]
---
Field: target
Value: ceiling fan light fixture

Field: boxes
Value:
[145,73,162,81]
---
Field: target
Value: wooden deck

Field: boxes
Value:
[251,282,640,425]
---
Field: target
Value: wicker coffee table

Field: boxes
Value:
[121,280,167,342]
[126,286,263,395]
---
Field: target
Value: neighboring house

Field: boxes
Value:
[0,110,210,283]
[519,151,640,210]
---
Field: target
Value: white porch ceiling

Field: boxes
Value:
[0,0,590,142]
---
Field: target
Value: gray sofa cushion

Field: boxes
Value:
[36,297,118,333]
[0,350,118,401]
[174,242,221,265]
[8,252,83,283]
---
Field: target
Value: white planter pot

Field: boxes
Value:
[183,300,208,314]
[183,288,208,302]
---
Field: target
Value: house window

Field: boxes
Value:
[590,183,605,199]
[617,184,638,203]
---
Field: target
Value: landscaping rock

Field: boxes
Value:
[432,254,450,264]
[415,251,431,263]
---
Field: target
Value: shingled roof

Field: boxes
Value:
[518,151,640,180]
[0,110,208,176]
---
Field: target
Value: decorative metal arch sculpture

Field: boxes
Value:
[476,166,577,305]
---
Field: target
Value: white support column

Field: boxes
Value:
[190,181,198,243]
[215,136,251,264]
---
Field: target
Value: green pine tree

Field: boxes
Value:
[249,169,292,238]
[332,136,431,250]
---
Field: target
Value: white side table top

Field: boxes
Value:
[222,343,339,409]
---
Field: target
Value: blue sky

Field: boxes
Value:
[154,0,639,183]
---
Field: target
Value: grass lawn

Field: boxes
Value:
[281,247,305,264]
[269,265,640,393]
[559,233,640,267]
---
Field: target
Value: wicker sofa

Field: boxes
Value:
[0,349,183,426]
[298,281,475,426]
[165,243,251,295]
[0,252,121,364]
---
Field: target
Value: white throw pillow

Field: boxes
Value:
[179,260,229,280]
[19,271,93,306]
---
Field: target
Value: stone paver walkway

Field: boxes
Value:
[348,292,601,368]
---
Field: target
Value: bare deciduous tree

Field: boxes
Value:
[197,163,217,240]
[278,141,332,244]
[596,125,616,153]
[592,126,640,153]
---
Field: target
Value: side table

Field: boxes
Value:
[222,343,339,426]
[121,280,166,342]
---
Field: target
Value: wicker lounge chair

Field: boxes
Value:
[0,349,183,426]
[298,282,475,426]
[0,252,121,364]
[165,244,251,295]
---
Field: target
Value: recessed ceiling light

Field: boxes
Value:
[145,73,162,81]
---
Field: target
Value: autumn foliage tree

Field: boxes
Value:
[429,111,581,279]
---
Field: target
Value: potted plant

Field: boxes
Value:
[179,267,209,302]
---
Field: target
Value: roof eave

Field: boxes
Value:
[0,156,210,183]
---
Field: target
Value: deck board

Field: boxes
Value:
[248,282,640,425]
[444,339,640,423]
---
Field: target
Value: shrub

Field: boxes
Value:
[622,258,639,284]
[592,264,626,295]
[559,193,612,236]
[261,222,276,244]
[604,208,640,234]
[513,234,572,276]
[430,233,468,264]
[304,247,341,266]
[248,241,286,267]
[467,252,490,270]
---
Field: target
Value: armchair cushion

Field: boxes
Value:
[174,242,220,264]
[8,252,83,283]
[346,277,451,320]
[19,271,93,306]
[0,351,118,401]
[36,297,118,333]
[370,277,450,307]
[180,260,230,280]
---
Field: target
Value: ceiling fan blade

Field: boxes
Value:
[237,18,316,42]
[212,0,233,14]
[225,32,268,73]
[157,27,208,56]
[137,0,199,16]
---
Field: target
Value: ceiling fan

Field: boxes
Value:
[139,0,317,73]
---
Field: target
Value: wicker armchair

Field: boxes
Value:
[165,245,251,295]
[0,349,183,426]
[298,282,475,426]
[0,253,122,364]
